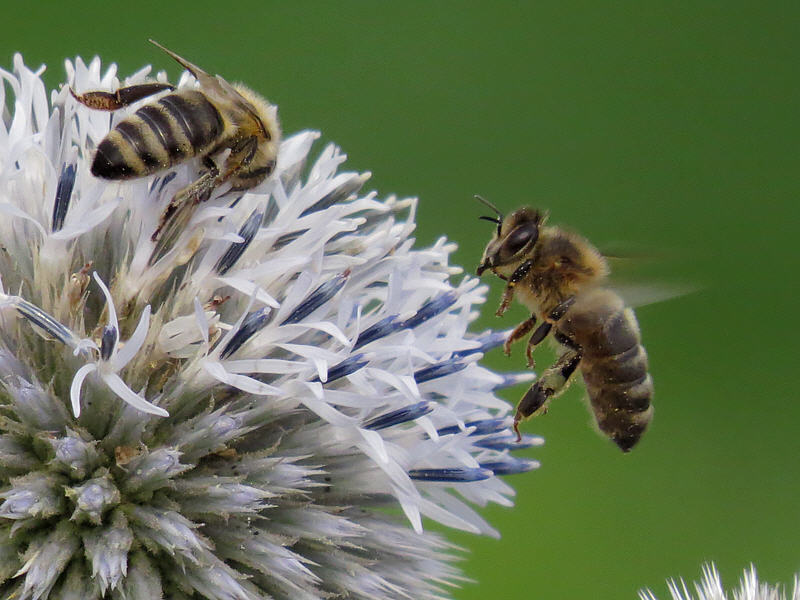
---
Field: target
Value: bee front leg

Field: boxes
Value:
[513,344,582,441]
[70,82,175,111]
[497,260,532,317]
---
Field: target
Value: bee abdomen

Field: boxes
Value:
[582,343,653,451]
[584,343,648,386]
[591,392,653,452]
[157,91,223,151]
[91,90,223,180]
[565,297,654,452]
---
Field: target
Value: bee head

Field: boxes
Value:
[476,203,546,277]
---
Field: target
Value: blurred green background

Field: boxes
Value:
[4,1,798,597]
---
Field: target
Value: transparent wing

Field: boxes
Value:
[610,281,698,309]
[602,247,698,308]
[149,39,263,126]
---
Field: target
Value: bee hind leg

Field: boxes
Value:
[148,157,220,265]
[513,347,582,441]
[69,82,175,111]
[149,138,258,265]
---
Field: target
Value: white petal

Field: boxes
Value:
[70,363,96,417]
[223,358,308,375]
[297,382,353,428]
[213,277,280,308]
[365,369,420,402]
[424,486,498,537]
[92,272,118,335]
[51,197,120,240]
[111,305,151,370]
[285,321,351,347]
[202,360,282,396]
[417,495,483,535]
[102,372,168,416]
[395,490,423,534]
[0,202,46,237]
[193,297,208,346]
[357,428,388,464]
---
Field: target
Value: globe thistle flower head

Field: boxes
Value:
[641,564,800,600]
[0,52,540,599]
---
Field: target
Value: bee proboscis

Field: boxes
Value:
[476,197,654,452]
[70,40,281,264]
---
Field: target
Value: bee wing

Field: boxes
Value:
[610,281,698,309]
[149,40,264,127]
[148,40,246,102]
[149,40,219,87]
[599,243,698,307]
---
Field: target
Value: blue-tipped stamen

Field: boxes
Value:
[400,291,458,330]
[479,457,539,476]
[220,307,271,359]
[262,196,280,226]
[436,418,508,437]
[281,271,349,325]
[149,171,177,193]
[408,467,493,483]
[214,209,263,275]
[51,163,76,232]
[13,298,81,349]
[272,229,309,250]
[353,292,459,351]
[452,330,508,359]
[99,326,116,361]
[319,353,369,383]
[474,434,542,451]
[352,292,460,351]
[413,359,467,383]
[299,175,366,217]
[364,401,433,430]
[158,171,177,192]
[226,195,243,211]
[353,315,401,350]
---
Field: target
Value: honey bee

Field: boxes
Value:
[476,197,653,452]
[70,40,281,263]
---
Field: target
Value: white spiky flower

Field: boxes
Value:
[641,564,800,600]
[0,52,541,599]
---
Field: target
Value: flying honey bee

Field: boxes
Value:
[476,197,653,452]
[70,40,281,263]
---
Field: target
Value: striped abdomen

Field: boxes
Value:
[92,90,224,180]
[559,288,654,452]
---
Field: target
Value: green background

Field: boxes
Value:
[4,2,798,597]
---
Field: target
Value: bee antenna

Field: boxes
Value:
[474,194,503,219]
[478,215,502,225]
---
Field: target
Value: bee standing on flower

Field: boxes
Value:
[476,198,654,452]
[70,40,281,263]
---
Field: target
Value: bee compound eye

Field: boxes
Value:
[503,224,538,256]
